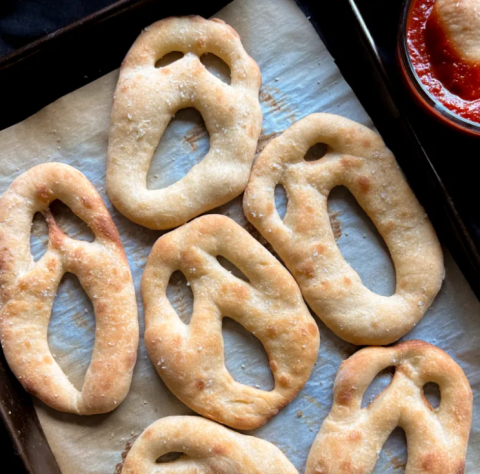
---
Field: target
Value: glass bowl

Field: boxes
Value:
[397,0,480,136]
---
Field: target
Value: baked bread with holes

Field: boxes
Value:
[121,416,299,474]
[0,163,138,414]
[142,214,320,430]
[306,340,472,474]
[244,113,444,345]
[107,16,262,230]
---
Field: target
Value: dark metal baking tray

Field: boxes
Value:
[1,0,479,472]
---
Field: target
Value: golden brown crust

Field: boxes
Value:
[121,416,299,474]
[107,16,262,230]
[244,113,444,345]
[305,340,472,474]
[142,215,320,430]
[0,163,138,415]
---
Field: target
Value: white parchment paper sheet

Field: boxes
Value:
[0,0,479,472]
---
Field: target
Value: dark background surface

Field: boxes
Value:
[1,0,479,473]
[0,0,116,55]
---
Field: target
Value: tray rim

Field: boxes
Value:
[1,0,479,472]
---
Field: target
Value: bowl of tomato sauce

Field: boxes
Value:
[398,0,480,135]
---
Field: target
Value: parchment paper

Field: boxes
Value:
[0,0,479,472]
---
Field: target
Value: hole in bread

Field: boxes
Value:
[30,212,49,262]
[275,184,288,221]
[217,256,250,283]
[155,51,184,68]
[373,427,407,473]
[200,53,231,85]
[423,382,441,409]
[166,271,194,325]
[222,317,274,391]
[361,366,395,408]
[305,142,328,161]
[48,273,95,391]
[147,108,210,190]
[328,186,395,296]
[49,200,95,242]
[156,452,184,463]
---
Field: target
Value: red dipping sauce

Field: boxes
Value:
[406,0,480,124]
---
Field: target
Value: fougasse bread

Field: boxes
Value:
[121,416,299,474]
[142,215,320,430]
[0,163,138,415]
[107,16,262,230]
[306,340,472,474]
[244,113,444,345]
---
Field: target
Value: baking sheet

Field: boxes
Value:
[0,0,479,472]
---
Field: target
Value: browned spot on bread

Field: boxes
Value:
[230,283,250,300]
[43,210,64,248]
[343,277,351,286]
[100,377,113,393]
[0,247,12,273]
[267,325,277,338]
[270,360,278,372]
[81,195,94,209]
[421,453,435,470]
[341,157,354,169]
[24,340,31,349]
[314,243,327,255]
[43,355,53,364]
[361,137,372,148]
[36,184,52,202]
[357,176,371,193]
[245,123,254,139]
[340,156,362,169]
[18,280,30,292]
[383,221,396,235]
[278,374,290,387]
[297,261,315,279]
[320,281,331,290]
[196,379,206,390]
[348,430,362,442]
[96,302,108,315]
[196,37,206,48]
[265,202,274,214]
[336,386,356,406]
[213,443,226,455]
[95,215,122,248]
[47,257,57,273]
